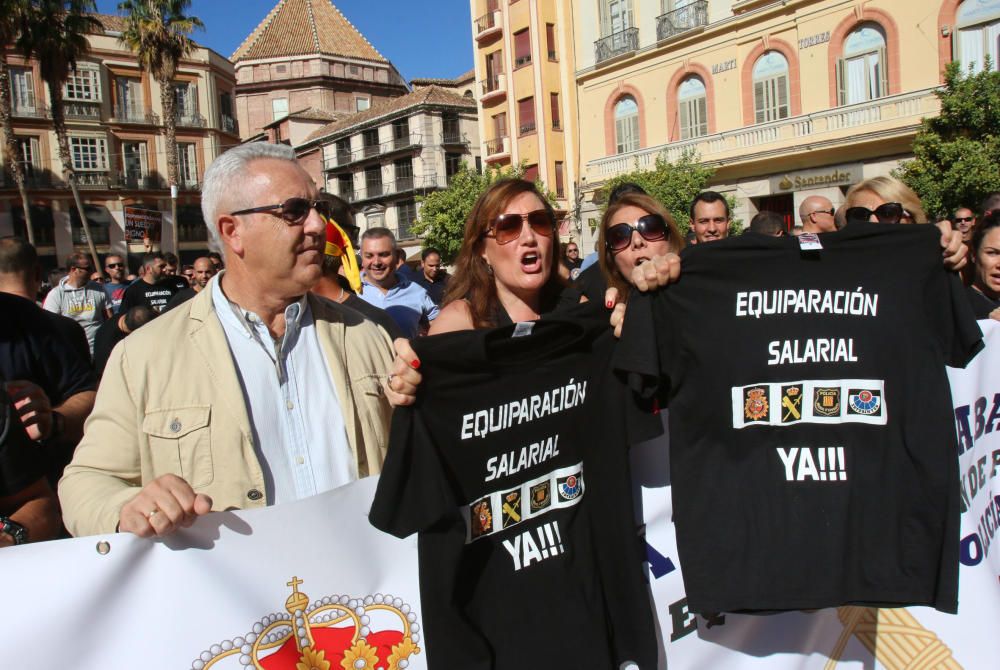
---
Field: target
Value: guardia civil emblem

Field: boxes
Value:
[501,489,522,528]
[744,386,769,422]
[781,385,803,423]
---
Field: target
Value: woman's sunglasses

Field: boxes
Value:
[484,210,554,245]
[230,197,333,225]
[845,202,906,225]
[606,214,668,252]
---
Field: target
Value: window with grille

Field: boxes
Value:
[175,82,198,116]
[514,29,532,68]
[10,68,36,112]
[601,0,633,36]
[15,136,40,179]
[614,96,639,153]
[518,97,536,135]
[678,76,708,139]
[64,64,101,101]
[338,173,354,199]
[836,25,888,105]
[550,93,561,129]
[546,23,557,60]
[178,143,197,184]
[555,161,565,197]
[397,200,417,240]
[752,52,790,123]
[70,136,108,170]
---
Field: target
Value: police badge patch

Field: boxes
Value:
[744,386,769,422]
[530,481,551,512]
[470,497,494,539]
[814,387,841,417]
[847,388,882,416]
[501,489,522,528]
[781,384,803,423]
[557,473,583,501]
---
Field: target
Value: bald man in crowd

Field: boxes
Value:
[799,196,838,234]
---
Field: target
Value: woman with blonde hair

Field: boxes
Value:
[844,175,927,224]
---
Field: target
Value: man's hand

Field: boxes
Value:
[936,222,968,271]
[384,338,422,407]
[629,253,681,293]
[118,474,212,538]
[6,380,53,442]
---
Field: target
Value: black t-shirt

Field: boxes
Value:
[0,379,46,497]
[119,277,183,313]
[0,293,97,483]
[370,309,659,669]
[163,286,197,312]
[966,284,999,319]
[413,273,448,306]
[92,317,127,379]
[615,224,982,615]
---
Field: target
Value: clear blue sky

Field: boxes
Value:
[94,0,474,82]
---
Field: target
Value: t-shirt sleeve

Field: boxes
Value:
[46,320,97,400]
[613,291,666,398]
[933,271,984,368]
[369,406,457,538]
[41,288,60,313]
[424,291,440,322]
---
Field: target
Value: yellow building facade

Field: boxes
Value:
[470,0,580,213]
[570,0,999,249]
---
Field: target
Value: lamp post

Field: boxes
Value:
[170,183,178,255]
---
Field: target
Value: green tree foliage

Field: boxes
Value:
[412,163,554,263]
[895,61,1000,219]
[599,149,738,235]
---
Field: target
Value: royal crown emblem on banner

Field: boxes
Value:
[190,577,422,670]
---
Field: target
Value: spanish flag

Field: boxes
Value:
[324,215,362,295]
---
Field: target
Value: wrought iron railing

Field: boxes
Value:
[656,1,708,41]
[176,112,206,127]
[64,101,101,120]
[594,27,639,64]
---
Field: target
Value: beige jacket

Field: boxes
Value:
[59,286,395,537]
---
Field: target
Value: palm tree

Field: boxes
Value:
[21,0,103,270]
[0,1,34,244]
[117,0,202,256]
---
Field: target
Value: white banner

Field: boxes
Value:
[2,477,427,670]
[3,324,999,669]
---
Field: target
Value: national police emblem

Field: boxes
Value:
[744,386,769,421]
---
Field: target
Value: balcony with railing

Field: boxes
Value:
[112,105,159,125]
[219,114,238,134]
[113,172,165,190]
[595,27,639,65]
[441,130,467,145]
[345,174,443,204]
[64,101,101,121]
[480,73,507,104]
[176,111,206,128]
[585,88,940,183]
[75,171,111,189]
[656,1,708,42]
[12,103,49,119]
[178,177,200,191]
[484,135,510,161]
[323,135,424,171]
[474,9,501,41]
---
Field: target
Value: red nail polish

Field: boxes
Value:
[606,300,614,309]
[410,359,421,370]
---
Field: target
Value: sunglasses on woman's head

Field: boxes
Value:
[606,214,668,252]
[845,202,906,225]
[230,197,333,225]
[484,210,554,245]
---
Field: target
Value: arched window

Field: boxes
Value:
[614,96,640,154]
[837,24,888,105]
[956,0,1000,73]
[752,51,790,123]
[678,76,707,139]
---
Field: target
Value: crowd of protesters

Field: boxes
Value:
[1,140,998,557]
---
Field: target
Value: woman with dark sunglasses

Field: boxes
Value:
[843,176,968,271]
[428,178,564,334]
[599,193,685,302]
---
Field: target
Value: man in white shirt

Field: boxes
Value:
[59,143,404,538]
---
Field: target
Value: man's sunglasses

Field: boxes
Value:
[105,262,124,269]
[230,197,332,225]
[606,214,668,252]
[810,208,836,217]
[954,216,974,223]
[484,210,554,245]
[845,202,906,225]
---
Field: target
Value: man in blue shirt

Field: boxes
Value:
[102,254,129,313]
[359,228,438,338]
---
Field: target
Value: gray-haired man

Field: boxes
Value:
[60,142,404,539]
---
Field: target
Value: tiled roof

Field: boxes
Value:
[302,85,476,144]
[94,13,127,33]
[262,107,343,129]
[231,0,387,64]
[410,68,476,88]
